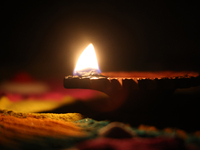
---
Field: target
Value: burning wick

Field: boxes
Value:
[64,43,106,89]
[74,44,102,77]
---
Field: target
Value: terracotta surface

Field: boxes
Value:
[102,71,199,78]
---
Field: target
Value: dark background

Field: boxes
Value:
[1,1,199,79]
[1,1,200,132]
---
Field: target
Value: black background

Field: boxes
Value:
[1,1,199,79]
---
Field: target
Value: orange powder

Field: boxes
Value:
[0,113,86,149]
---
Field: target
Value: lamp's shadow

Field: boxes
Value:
[41,85,200,132]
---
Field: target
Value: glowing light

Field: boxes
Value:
[74,44,101,76]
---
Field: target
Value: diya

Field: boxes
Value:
[64,44,200,129]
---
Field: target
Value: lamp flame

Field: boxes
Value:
[74,44,101,76]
